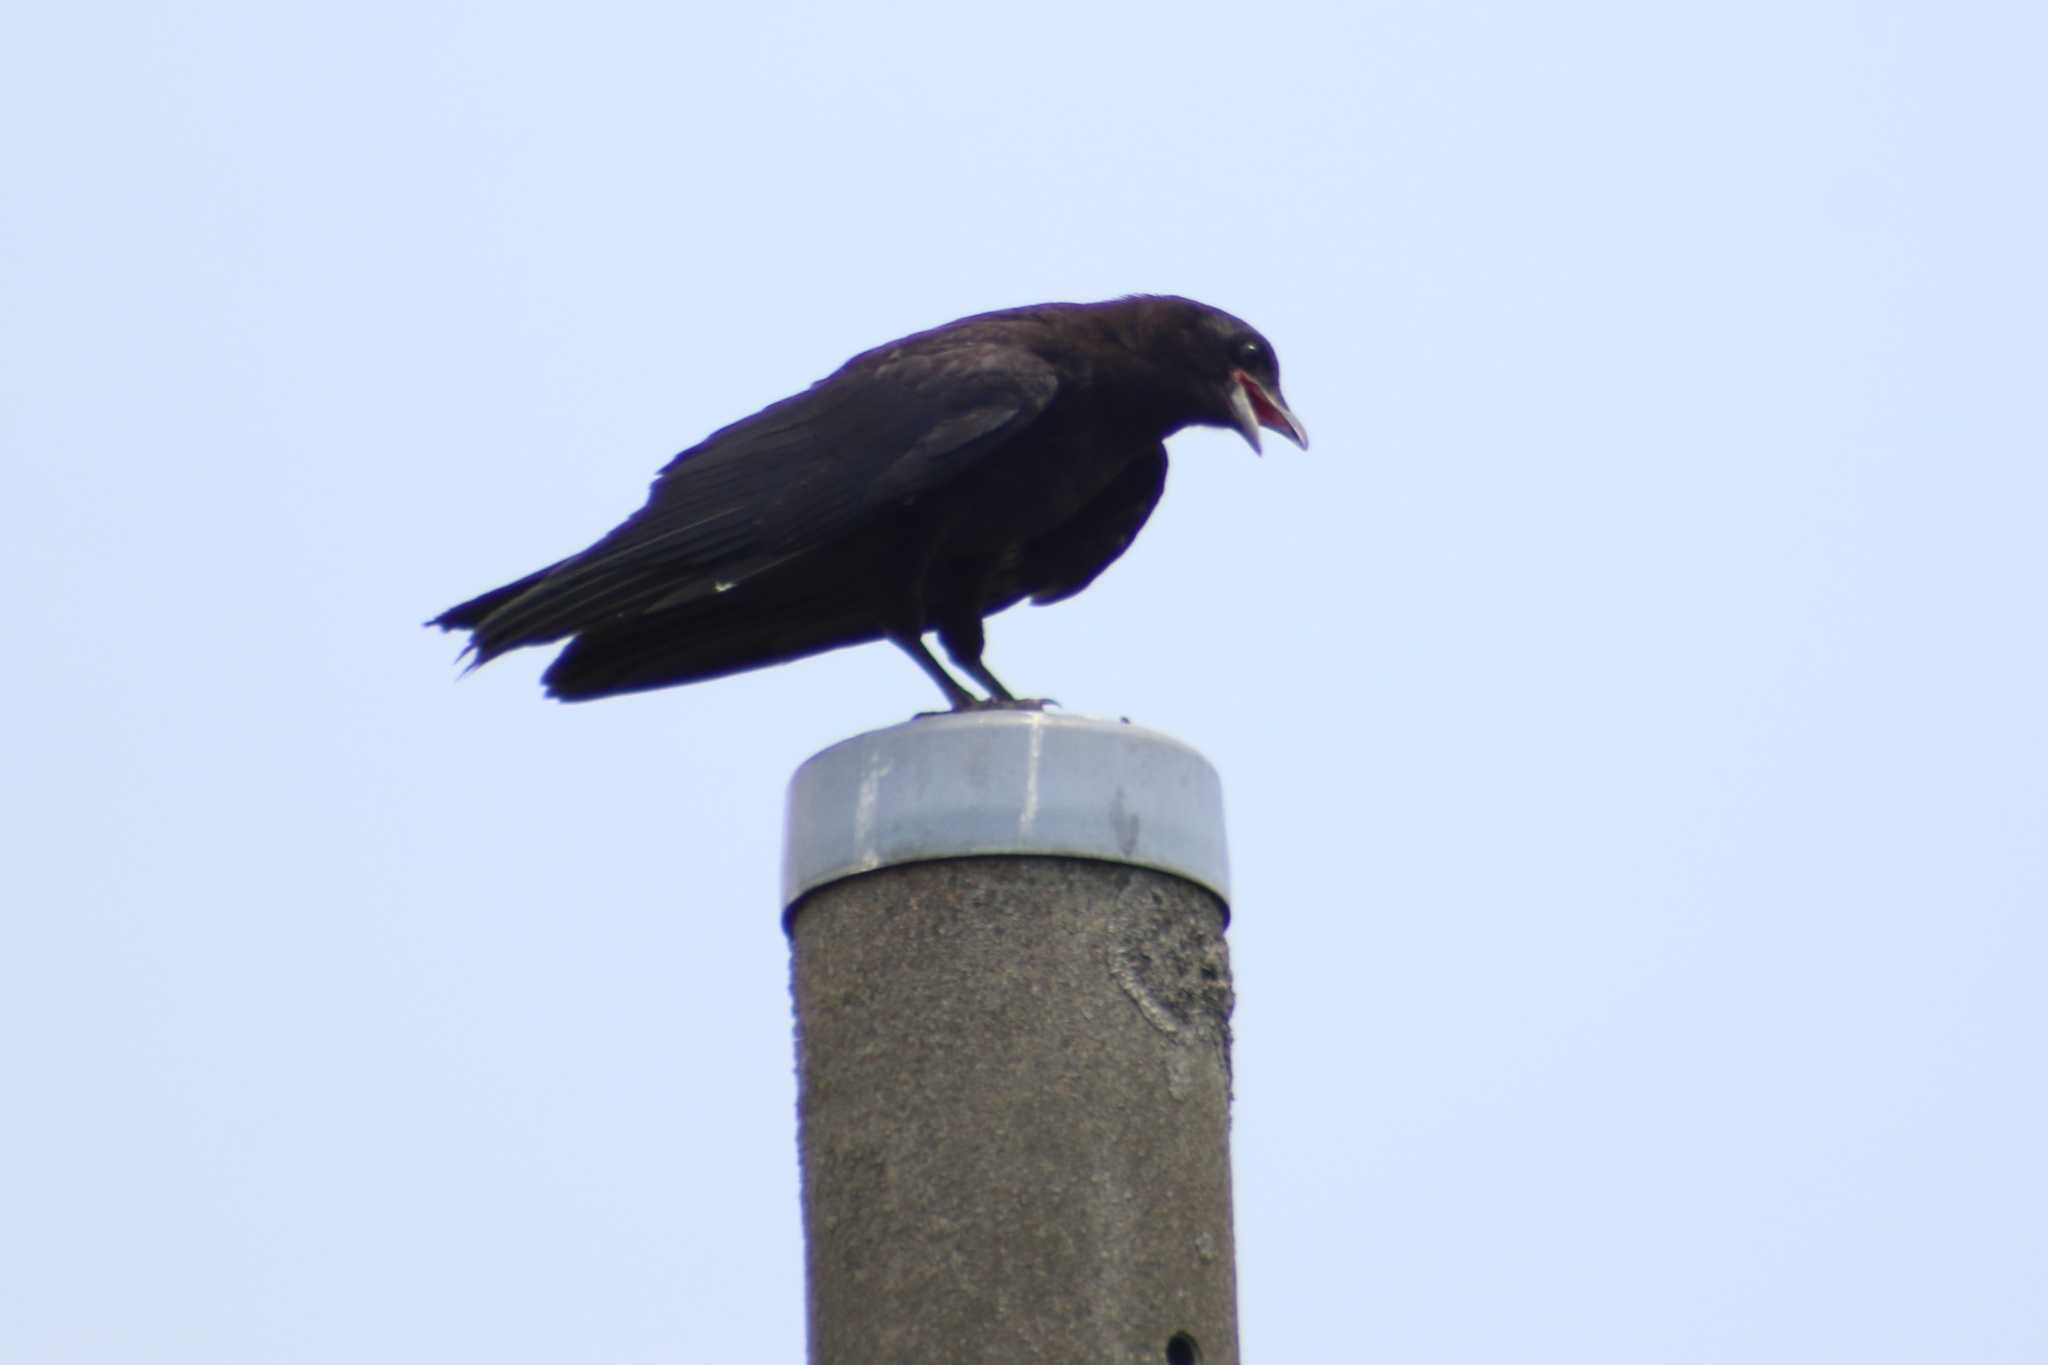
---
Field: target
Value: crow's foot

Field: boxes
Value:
[913,697,1060,719]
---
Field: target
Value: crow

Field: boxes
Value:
[430,295,1306,707]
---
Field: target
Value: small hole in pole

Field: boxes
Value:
[1166,1331,1200,1365]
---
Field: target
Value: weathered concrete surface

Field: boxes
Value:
[790,855,1237,1365]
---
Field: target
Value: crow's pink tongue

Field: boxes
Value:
[1248,383,1287,428]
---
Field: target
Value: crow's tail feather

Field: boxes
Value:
[427,559,577,666]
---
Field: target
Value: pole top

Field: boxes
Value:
[782,710,1230,913]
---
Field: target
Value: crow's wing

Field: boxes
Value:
[460,341,1060,658]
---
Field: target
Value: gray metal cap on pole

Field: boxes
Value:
[784,710,1239,1365]
[782,710,1231,913]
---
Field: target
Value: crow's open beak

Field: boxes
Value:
[1226,370,1309,454]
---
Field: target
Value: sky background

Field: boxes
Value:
[6,1,2045,1361]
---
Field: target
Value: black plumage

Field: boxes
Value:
[430,295,1306,707]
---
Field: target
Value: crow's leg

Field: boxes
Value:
[936,615,1017,702]
[889,630,980,710]
[868,534,985,710]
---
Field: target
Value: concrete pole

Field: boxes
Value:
[782,710,1238,1365]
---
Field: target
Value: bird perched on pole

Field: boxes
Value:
[430,295,1306,708]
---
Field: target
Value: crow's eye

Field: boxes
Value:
[1232,337,1267,370]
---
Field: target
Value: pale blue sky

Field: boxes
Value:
[5,2,2044,1361]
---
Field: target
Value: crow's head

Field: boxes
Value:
[1133,296,1308,455]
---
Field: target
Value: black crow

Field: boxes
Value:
[431,295,1306,707]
